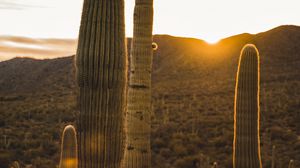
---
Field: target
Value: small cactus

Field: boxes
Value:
[212,162,218,168]
[10,161,20,168]
[233,44,262,168]
[272,145,276,168]
[288,160,294,168]
[2,135,11,149]
[59,125,77,168]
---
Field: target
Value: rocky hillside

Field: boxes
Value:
[0,25,299,168]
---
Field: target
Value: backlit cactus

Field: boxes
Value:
[59,125,78,168]
[233,44,262,168]
[75,0,127,167]
[10,161,20,168]
[212,162,218,168]
[124,0,154,167]
[288,160,294,168]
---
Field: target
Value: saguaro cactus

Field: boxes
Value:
[233,44,262,168]
[288,160,294,168]
[212,162,218,168]
[10,161,20,168]
[124,0,154,167]
[59,125,78,168]
[75,0,127,167]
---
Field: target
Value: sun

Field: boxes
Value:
[204,37,220,44]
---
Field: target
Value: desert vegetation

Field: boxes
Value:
[0,0,299,168]
[0,28,299,167]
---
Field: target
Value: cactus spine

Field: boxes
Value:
[75,0,127,167]
[59,125,78,168]
[288,160,294,168]
[233,44,262,168]
[124,0,154,167]
[271,145,276,168]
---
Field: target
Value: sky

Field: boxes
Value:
[0,0,299,43]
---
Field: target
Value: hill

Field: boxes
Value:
[0,25,299,168]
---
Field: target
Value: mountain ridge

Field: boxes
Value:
[0,25,299,168]
[1,24,299,62]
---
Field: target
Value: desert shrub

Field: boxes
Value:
[0,150,12,168]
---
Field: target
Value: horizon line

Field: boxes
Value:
[0,24,298,42]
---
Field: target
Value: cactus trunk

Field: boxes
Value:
[75,0,127,167]
[59,125,78,168]
[123,0,154,168]
[233,44,262,168]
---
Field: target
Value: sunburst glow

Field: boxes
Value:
[0,0,299,42]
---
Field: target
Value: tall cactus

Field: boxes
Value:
[271,145,276,168]
[123,0,154,167]
[59,125,78,168]
[75,0,127,167]
[233,44,262,168]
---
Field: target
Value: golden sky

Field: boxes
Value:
[0,36,77,61]
[0,0,299,43]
